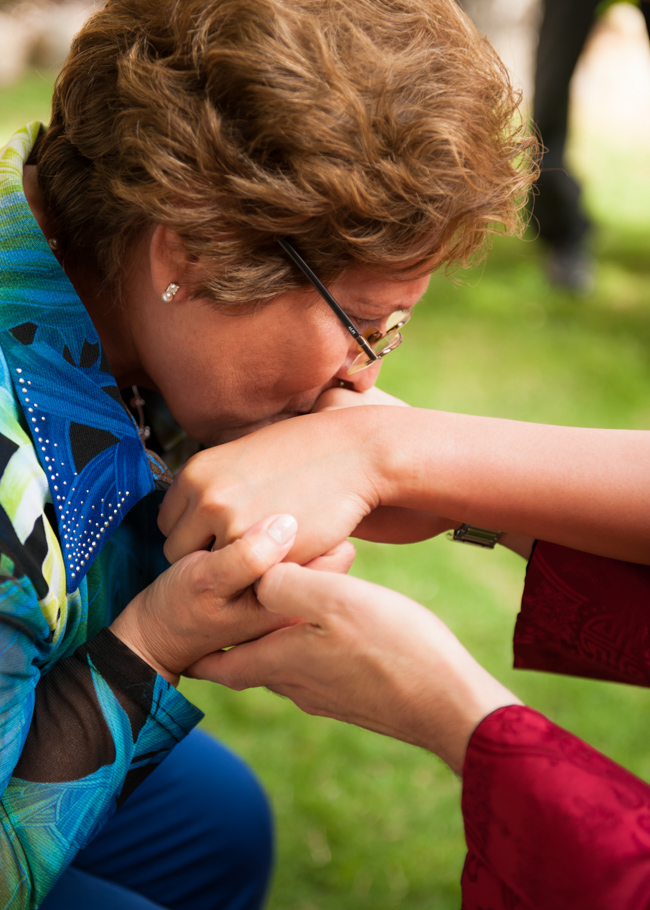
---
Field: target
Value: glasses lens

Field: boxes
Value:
[348,330,403,374]
[372,325,402,355]
[347,309,410,374]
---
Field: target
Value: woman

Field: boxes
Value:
[0,0,532,906]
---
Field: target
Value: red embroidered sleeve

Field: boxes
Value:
[461,705,650,910]
[513,541,650,685]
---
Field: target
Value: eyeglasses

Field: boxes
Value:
[278,238,410,374]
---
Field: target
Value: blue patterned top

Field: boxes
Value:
[0,124,203,908]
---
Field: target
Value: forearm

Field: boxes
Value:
[367,407,650,563]
[0,628,201,908]
[397,651,521,776]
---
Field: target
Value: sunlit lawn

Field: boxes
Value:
[3,73,650,909]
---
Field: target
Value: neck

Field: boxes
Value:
[69,267,147,388]
[23,165,145,389]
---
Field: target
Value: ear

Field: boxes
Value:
[149,225,193,300]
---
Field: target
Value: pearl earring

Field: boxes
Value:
[161,282,180,303]
[48,238,59,251]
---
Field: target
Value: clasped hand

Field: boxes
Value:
[110,512,357,687]
[110,514,301,685]
[111,385,518,773]
[187,557,519,775]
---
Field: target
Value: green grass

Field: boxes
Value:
[3,72,650,909]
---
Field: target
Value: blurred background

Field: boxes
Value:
[1,1,650,907]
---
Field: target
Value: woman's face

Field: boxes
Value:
[127,266,430,447]
[21,169,428,445]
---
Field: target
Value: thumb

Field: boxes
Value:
[206,514,298,595]
[257,562,366,625]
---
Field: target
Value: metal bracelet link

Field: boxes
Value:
[447,523,502,548]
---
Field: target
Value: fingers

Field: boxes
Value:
[163,514,216,563]
[159,455,238,561]
[186,629,292,689]
[303,540,356,573]
[157,474,189,539]
[256,561,370,624]
[161,492,229,564]
[199,514,298,596]
[198,591,299,653]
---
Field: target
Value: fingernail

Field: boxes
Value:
[267,514,297,545]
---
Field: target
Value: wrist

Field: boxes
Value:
[334,405,388,509]
[438,668,522,775]
[409,643,522,775]
[110,605,180,687]
[499,532,535,560]
[370,406,412,507]
[372,407,461,514]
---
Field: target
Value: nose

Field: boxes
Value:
[333,355,382,392]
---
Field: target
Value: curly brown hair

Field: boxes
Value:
[36,0,537,305]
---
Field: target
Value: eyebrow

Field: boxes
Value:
[344,295,420,317]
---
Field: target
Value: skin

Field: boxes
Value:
[188,555,521,776]
[22,165,431,681]
[120,225,430,446]
[159,389,650,567]
[22,165,429,448]
[110,514,302,685]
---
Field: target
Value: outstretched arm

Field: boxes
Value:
[160,401,650,565]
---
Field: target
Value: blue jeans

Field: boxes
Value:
[41,730,274,910]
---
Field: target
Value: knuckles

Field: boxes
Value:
[176,449,213,485]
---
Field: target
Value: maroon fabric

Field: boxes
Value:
[459,544,650,908]
[513,541,650,685]
[462,706,650,910]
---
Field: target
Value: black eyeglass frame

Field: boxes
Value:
[278,238,381,365]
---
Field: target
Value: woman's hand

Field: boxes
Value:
[313,386,457,542]
[159,404,457,564]
[160,404,650,566]
[187,563,520,775]
[110,514,304,686]
[312,386,457,541]
[159,408,385,566]
[311,384,410,412]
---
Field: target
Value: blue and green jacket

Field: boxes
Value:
[0,123,202,908]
